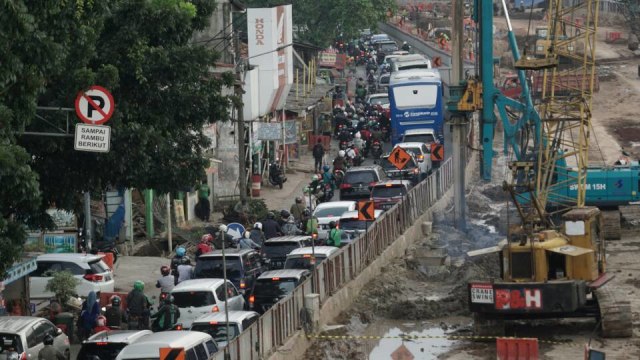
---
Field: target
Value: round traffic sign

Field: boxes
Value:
[75,85,115,125]
[226,223,246,240]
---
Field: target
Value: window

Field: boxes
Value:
[77,342,128,360]
[194,344,208,360]
[392,85,439,109]
[193,257,243,282]
[248,253,262,269]
[88,260,109,274]
[186,348,197,360]
[372,186,407,198]
[191,324,240,345]
[204,340,218,356]
[172,291,216,308]
[313,207,351,218]
[284,257,326,270]
[242,315,259,330]
[215,286,226,301]
[253,279,297,299]
[26,325,38,348]
[344,171,376,185]
[264,242,301,259]
[339,218,371,231]
[402,133,436,144]
[0,333,24,353]
[61,262,85,275]
[226,282,239,298]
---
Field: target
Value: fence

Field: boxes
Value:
[213,158,455,360]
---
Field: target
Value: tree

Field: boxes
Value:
[243,0,395,48]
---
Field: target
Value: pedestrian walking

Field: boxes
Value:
[312,139,325,173]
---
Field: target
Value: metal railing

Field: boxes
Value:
[215,158,455,359]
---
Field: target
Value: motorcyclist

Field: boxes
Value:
[333,150,347,172]
[356,77,366,88]
[214,224,235,249]
[304,209,319,236]
[367,69,376,84]
[262,212,283,239]
[238,231,262,250]
[355,84,367,103]
[127,280,152,330]
[170,246,186,284]
[290,197,306,223]
[338,125,352,143]
[151,295,180,332]
[402,41,411,52]
[278,209,290,228]
[282,215,304,235]
[196,234,213,259]
[176,257,193,284]
[249,222,266,246]
[156,265,174,296]
[353,132,364,153]
[346,145,360,166]
[360,124,372,142]
[104,295,126,329]
[38,335,65,360]
[321,165,335,190]
[326,221,343,247]
[93,316,110,334]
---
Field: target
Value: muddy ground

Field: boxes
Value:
[305,14,640,359]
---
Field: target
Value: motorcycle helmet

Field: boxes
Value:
[43,334,54,345]
[176,246,186,257]
[355,132,361,139]
[280,210,290,219]
[244,231,252,239]
[96,315,107,327]
[111,295,121,307]
[329,221,337,229]
[267,212,275,219]
[181,256,191,265]
[160,265,171,276]
[201,234,213,243]
[254,222,262,230]
[295,196,303,204]
[303,208,311,216]
[338,150,346,157]
[219,224,228,232]
[312,174,320,181]
[134,280,144,291]
[287,215,296,223]
[164,295,174,305]
[323,165,330,172]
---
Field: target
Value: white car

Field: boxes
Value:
[312,201,356,240]
[394,142,433,179]
[171,279,246,329]
[365,93,390,110]
[30,253,114,299]
[401,128,437,145]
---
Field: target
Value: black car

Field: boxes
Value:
[248,269,310,314]
[339,165,388,200]
[262,235,313,270]
[194,249,264,294]
[379,153,421,185]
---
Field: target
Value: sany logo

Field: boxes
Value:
[495,288,542,310]
[403,111,432,118]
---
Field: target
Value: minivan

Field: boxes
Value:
[115,331,217,360]
[77,330,152,360]
[248,270,310,314]
[262,235,313,270]
[193,249,264,294]
[283,247,340,270]
[170,279,245,329]
[190,311,259,348]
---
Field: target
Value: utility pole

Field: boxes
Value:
[451,0,467,230]
[235,29,248,205]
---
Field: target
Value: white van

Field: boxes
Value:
[191,311,260,348]
[170,279,246,329]
[283,246,339,270]
[115,331,218,360]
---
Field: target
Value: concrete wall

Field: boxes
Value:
[192,1,234,64]
[269,152,478,360]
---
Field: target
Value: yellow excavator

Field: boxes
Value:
[460,0,632,337]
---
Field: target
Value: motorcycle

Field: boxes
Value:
[268,162,287,189]
[333,168,345,186]
[339,140,349,151]
[370,139,383,159]
[316,183,334,203]
[381,127,390,142]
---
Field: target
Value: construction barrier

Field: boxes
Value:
[99,291,128,309]
[497,338,539,360]
[251,174,261,197]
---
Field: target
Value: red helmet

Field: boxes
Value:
[201,234,213,243]
[161,265,170,276]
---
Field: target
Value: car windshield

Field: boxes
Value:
[380,157,417,171]
[264,242,301,258]
[314,207,350,218]
[0,333,23,356]
[88,260,110,274]
[400,147,422,157]
[403,134,435,144]
[253,278,297,299]
[77,342,128,360]
[344,171,375,184]
[380,43,397,52]
[190,323,240,344]
[194,257,242,282]
[172,291,216,308]
[284,256,326,270]
[372,186,406,198]
[339,218,372,231]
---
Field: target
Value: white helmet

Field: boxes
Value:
[355,132,361,139]
[254,222,262,230]
[219,224,228,232]
[312,174,320,181]
[338,150,346,157]
[244,231,251,239]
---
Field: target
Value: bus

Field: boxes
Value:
[387,69,444,145]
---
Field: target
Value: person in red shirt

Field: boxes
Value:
[196,234,213,259]
[93,316,110,334]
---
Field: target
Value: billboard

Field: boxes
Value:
[247,5,293,116]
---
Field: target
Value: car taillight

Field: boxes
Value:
[340,183,352,189]
[240,281,246,289]
[249,295,255,304]
[212,305,220,312]
[84,274,103,282]
[174,324,183,330]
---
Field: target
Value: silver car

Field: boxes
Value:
[0,316,70,360]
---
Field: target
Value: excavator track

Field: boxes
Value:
[594,286,633,338]
[602,210,621,240]
[472,313,505,338]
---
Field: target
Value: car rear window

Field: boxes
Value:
[194,257,243,282]
[253,278,297,298]
[77,342,128,360]
[88,260,110,274]
[401,147,422,157]
[313,206,350,218]
[190,323,240,344]
[344,171,376,184]
[339,218,371,231]
[380,76,390,85]
[264,242,300,258]
[403,134,435,144]
[368,96,389,106]
[284,256,326,270]
[0,333,23,355]
[172,291,216,308]
[372,186,407,198]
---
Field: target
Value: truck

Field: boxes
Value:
[500,72,600,99]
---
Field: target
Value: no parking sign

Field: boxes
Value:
[75,85,114,125]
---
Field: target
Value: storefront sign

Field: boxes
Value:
[2,258,37,286]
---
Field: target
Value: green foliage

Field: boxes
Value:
[243,0,395,48]
[45,270,80,305]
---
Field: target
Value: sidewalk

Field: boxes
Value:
[260,149,316,211]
